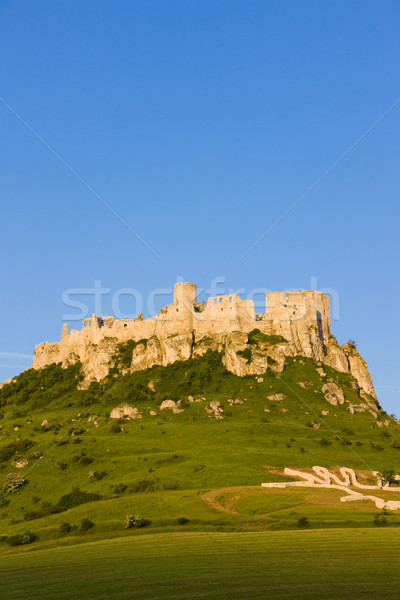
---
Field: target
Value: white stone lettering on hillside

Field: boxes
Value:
[261,466,400,511]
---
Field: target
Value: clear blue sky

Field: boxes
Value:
[1,1,399,413]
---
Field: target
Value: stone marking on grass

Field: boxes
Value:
[262,466,400,510]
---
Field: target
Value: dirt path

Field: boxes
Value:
[201,486,260,514]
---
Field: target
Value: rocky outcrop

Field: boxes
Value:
[131,337,162,372]
[159,399,184,414]
[343,343,377,399]
[205,401,224,419]
[322,382,345,406]
[110,404,142,419]
[29,314,377,409]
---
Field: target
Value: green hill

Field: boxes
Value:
[0,348,399,548]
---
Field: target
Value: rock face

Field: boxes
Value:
[322,382,345,406]
[159,399,184,414]
[27,280,378,406]
[110,404,142,419]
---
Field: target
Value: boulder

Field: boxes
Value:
[110,404,142,419]
[322,382,345,406]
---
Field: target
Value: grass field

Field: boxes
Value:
[0,529,399,599]
[0,351,400,546]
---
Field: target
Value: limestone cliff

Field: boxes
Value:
[28,281,378,408]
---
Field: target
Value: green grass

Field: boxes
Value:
[0,350,399,546]
[0,529,400,599]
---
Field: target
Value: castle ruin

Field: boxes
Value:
[30,282,376,400]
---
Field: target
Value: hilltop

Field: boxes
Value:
[30,282,375,400]
[0,282,399,548]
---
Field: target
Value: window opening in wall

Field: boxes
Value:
[229,297,233,302]
[214,298,217,304]
[220,298,223,303]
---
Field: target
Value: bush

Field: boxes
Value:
[80,518,94,531]
[370,442,384,452]
[60,522,71,533]
[110,423,122,434]
[374,514,387,527]
[57,488,102,508]
[297,516,310,528]
[6,530,36,546]
[125,514,151,528]
[319,438,331,446]
[24,501,64,521]
[248,329,287,346]
[112,483,127,495]
[131,479,158,493]
[237,348,252,364]
[177,517,189,525]
[88,470,107,481]
[0,439,34,463]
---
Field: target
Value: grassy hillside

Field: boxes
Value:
[0,349,399,548]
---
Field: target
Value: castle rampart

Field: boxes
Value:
[31,281,332,370]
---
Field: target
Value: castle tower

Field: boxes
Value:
[173,282,197,329]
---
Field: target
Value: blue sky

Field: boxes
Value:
[0,1,399,413]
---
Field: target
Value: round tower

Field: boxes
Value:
[173,282,197,328]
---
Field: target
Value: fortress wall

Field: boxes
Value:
[192,294,256,335]
[31,283,333,372]
[265,291,330,337]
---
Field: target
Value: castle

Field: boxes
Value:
[31,282,376,401]
[34,282,330,360]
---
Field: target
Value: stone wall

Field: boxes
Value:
[29,281,376,400]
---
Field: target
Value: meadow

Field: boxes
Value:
[0,349,399,548]
[0,529,399,599]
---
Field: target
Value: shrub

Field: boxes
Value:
[370,442,384,452]
[2,473,27,494]
[72,453,93,465]
[0,439,34,463]
[57,488,102,508]
[80,518,94,531]
[131,479,158,493]
[380,470,397,486]
[374,514,387,527]
[177,517,189,525]
[6,530,36,546]
[125,515,151,529]
[297,516,310,528]
[24,501,64,521]
[237,348,252,364]
[112,483,127,495]
[110,423,122,434]
[60,522,71,533]
[248,329,287,345]
[319,438,331,446]
[88,470,107,481]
